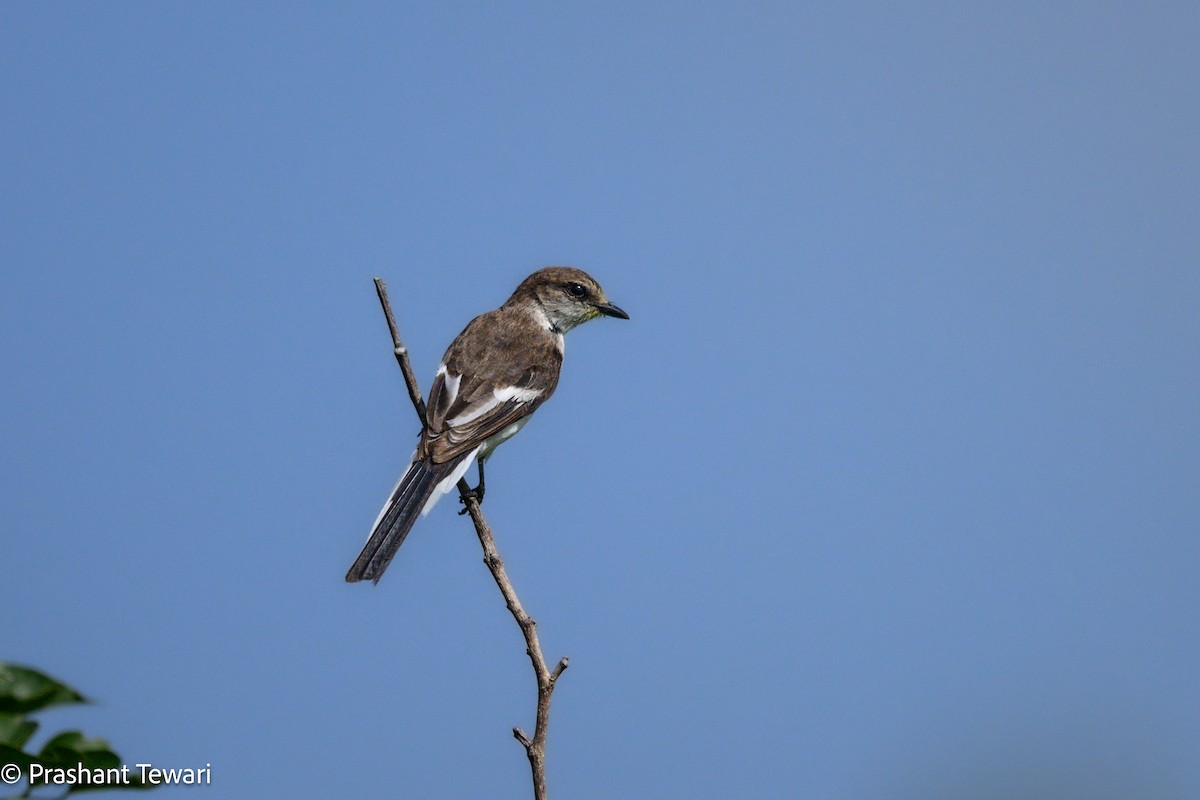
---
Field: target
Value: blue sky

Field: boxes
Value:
[2,2,1198,798]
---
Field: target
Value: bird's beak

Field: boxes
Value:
[593,301,629,320]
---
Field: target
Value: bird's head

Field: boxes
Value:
[510,266,629,333]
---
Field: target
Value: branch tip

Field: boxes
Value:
[513,727,532,748]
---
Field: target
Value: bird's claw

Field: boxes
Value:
[458,486,484,514]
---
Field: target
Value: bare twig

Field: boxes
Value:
[460,498,568,800]
[372,277,568,800]
[373,277,427,423]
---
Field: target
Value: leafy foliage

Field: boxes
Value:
[0,664,156,797]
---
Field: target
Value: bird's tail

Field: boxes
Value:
[346,458,458,584]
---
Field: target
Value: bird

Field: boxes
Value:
[346,266,628,584]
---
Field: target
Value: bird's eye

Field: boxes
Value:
[566,282,587,298]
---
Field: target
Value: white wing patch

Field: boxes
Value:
[493,385,542,403]
[447,385,542,427]
[435,364,461,410]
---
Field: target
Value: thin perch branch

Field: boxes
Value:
[461,498,567,800]
[372,277,568,800]
[373,277,427,423]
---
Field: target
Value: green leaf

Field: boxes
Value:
[0,713,37,748]
[39,730,87,753]
[0,666,161,794]
[0,664,87,714]
[38,731,117,766]
[31,731,130,794]
[31,731,159,794]
[0,741,38,770]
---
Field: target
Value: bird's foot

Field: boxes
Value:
[458,484,485,514]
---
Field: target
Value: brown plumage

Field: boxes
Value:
[421,305,563,463]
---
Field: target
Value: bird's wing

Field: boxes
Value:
[421,310,562,464]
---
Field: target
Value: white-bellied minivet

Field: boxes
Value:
[346,267,628,584]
